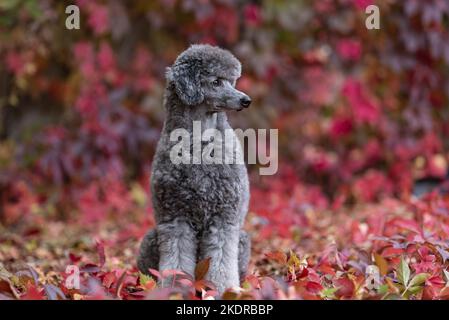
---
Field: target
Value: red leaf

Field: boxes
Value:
[176,278,193,287]
[335,277,355,298]
[95,239,106,267]
[69,253,82,264]
[305,281,323,294]
[81,263,101,274]
[148,268,160,279]
[114,271,128,298]
[0,280,20,299]
[102,272,116,288]
[389,217,421,234]
[439,286,449,299]
[21,285,45,300]
[382,246,404,257]
[265,251,287,264]
[161,269,185,278]
[88,4,109,35]
[194,279,216,292]
[296,267,309,279]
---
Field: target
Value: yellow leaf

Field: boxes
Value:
[288,250,301,268]
[195,257,211,281]
[374,253,388,276]
[73,293,84,300]
[130,183,147,206]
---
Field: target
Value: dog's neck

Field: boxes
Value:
[185,105,219,129]
[164,92,229,133]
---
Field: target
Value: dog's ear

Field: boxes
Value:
[170,59,204,106]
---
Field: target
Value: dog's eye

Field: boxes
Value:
[212,79,221,87]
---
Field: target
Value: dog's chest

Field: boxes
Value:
[152,158,246,223]
[151,112,248,227]
[187,162,245,219]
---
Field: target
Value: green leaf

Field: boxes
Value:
[377,284,389,295]
[409,273,428,287]
[139,272,152,286]
[397,257,410,286]
[384,293,405,300]
[408,286,424,295]
[320,287,338,299]
[24,0,42,19]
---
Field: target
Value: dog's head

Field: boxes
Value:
[167,44,251,112]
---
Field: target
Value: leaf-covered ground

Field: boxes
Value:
[2,175,449,300]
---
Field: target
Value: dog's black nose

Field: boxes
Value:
[240,97,252,108]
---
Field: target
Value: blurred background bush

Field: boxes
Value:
[1,0,448,226]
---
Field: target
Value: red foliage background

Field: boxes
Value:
[1,0,449,300]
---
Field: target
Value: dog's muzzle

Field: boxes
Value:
[239,96,252,108]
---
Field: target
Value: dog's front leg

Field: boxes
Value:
[200,221,240,295]
[157,219,197,287]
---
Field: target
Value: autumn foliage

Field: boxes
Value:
[1,0,449,300]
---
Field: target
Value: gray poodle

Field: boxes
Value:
[137,44,251,294]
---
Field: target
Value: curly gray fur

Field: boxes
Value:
[137,44,251,294]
